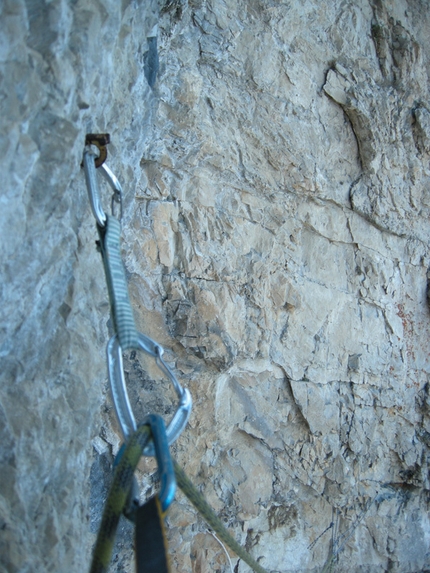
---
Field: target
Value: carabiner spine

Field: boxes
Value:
[83,147,107,227]
[107,336,137,439]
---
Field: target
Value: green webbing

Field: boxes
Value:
[90,424,270,573]
[98,215,138,350]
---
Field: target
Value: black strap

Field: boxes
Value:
[135,497,170,573]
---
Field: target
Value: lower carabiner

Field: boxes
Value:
[106,334,192,456]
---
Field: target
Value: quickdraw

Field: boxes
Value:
[83,135,269,573]
[82,137,192,448]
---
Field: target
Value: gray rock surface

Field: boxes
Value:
[1,1,429,572]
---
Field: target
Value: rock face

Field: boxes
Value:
[1,1,429,572]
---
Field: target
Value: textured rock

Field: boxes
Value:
[1,1,430,573]
[0,1,159,571]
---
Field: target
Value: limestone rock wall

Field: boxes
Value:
[0,1,159,571]
[1,1,430,572]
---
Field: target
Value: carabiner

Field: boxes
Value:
[141,414,176,513]
[83,144,123,227]
[114,413,176,516]
[107,333,192,456]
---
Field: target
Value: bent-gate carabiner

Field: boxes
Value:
[107,333,192,456]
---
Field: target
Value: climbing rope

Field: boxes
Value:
[83,135,269,573]
[173,460,268,573]
[89,418,270,573]
[90,425,152,573]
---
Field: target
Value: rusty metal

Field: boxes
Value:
[85,133,110,167]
